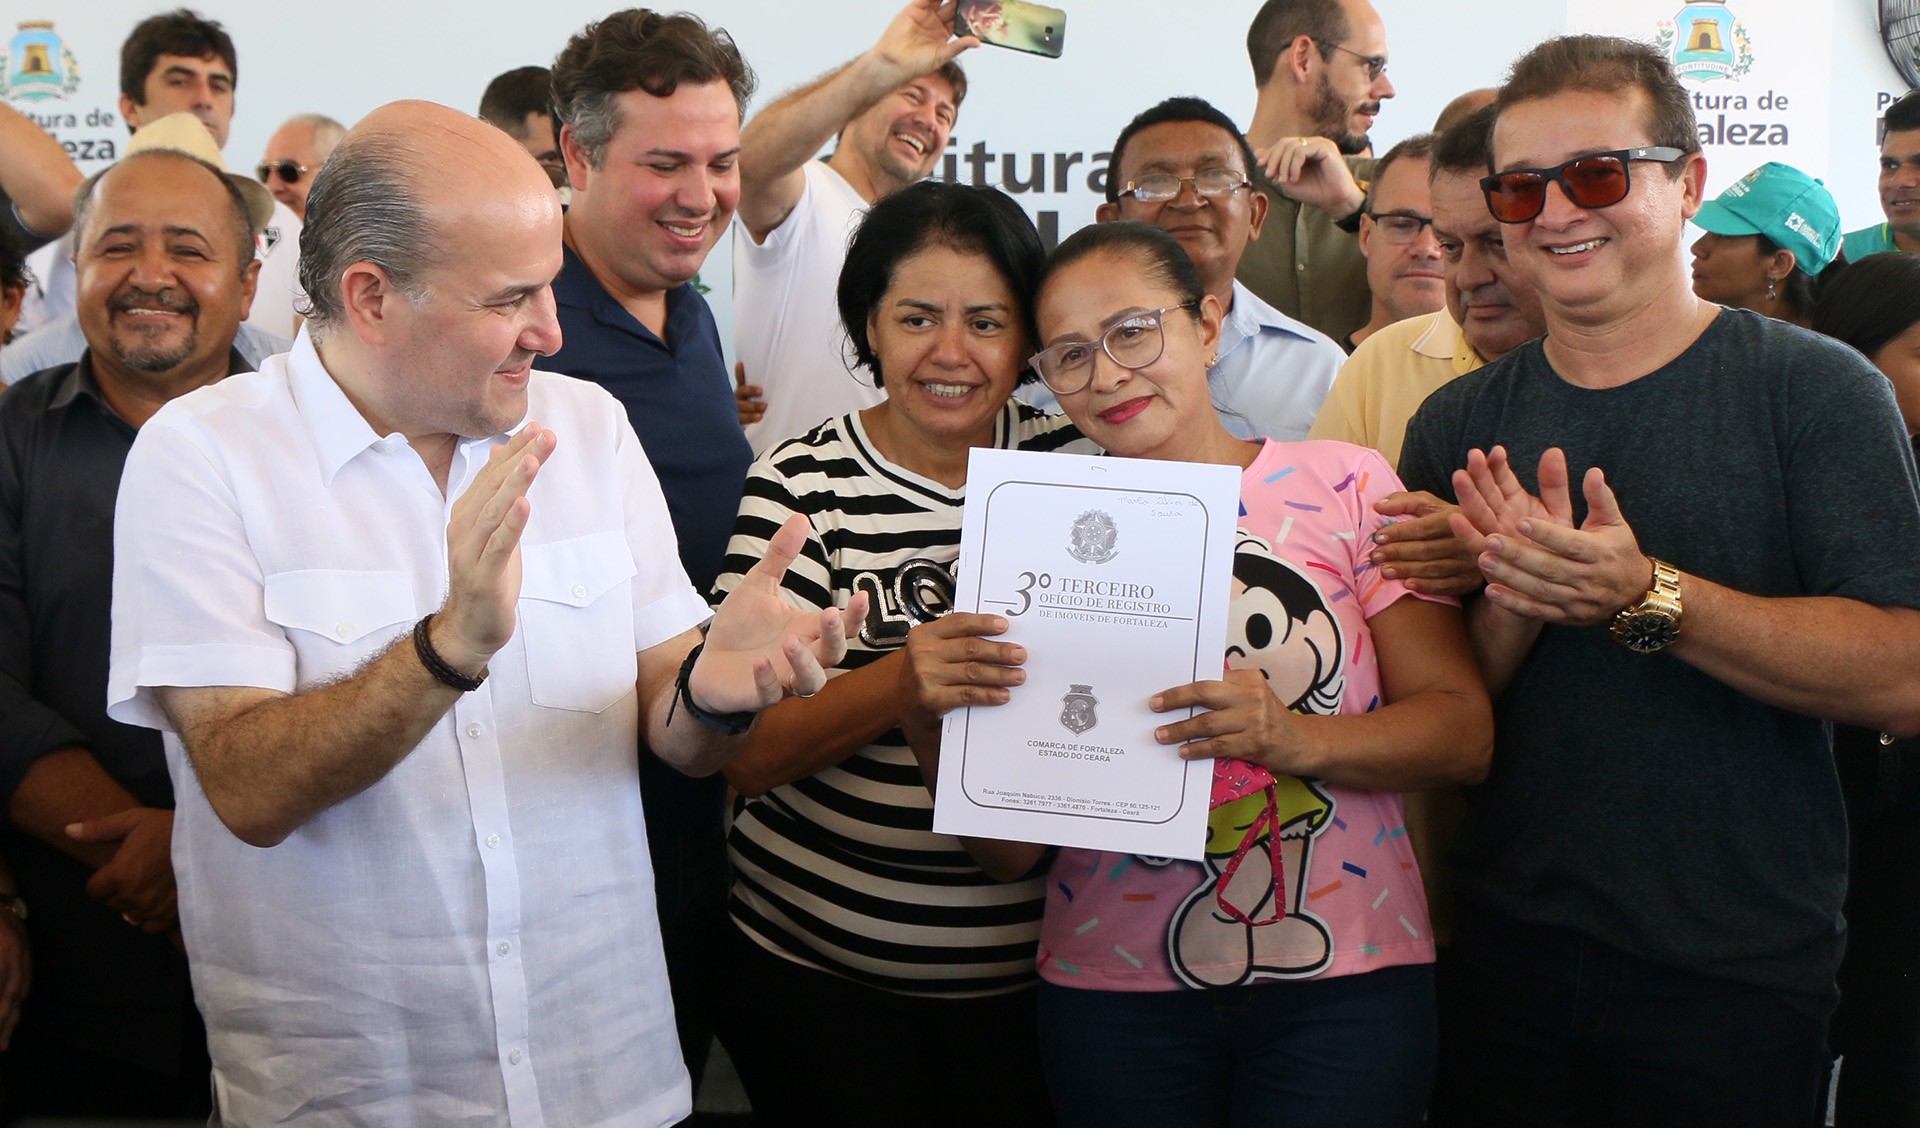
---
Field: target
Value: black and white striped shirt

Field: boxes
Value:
[714,400,1092,996]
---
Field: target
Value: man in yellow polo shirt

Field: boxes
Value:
[1310,105,1543,468]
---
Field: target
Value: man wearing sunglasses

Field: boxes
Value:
[1020,97,1345,444]
[256,113,343,221]
[1347,133,1445,351]
[1397,36,1920,1125]
[1237,0,1395,345]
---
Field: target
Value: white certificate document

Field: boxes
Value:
[933,447,1239,860]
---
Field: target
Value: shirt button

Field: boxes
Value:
[497,941,510,957]
[1296,262,1307,272]
[335,623,352,638]
[486,834,501,849]
[466,723,483,738]
[1881,732,1897,746]
[571,582,589,600]
[508,1049,523,1065]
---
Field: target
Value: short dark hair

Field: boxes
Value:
[1495,35,1700,172]
[930,60,970,110]
[1812,251,1920,359]
[1885,90,1920,137]
[1035,221,1207,328]
[1368,132,1435,201]
[0,222,29,300]
[1246,0,1348,86]
[120,9,236,104]
[1105,96,1258,204]
[1431,104,1495,177]
[1754,235,1842,318]
[75,148,256,273]
[837,181,1045,387]
[551,9,757,169]
[479,66,554,140]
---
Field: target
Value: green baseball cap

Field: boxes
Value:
[1694,162,1843,274]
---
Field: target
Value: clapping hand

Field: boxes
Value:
[1449,446,1653,626]
[692,515,870,712]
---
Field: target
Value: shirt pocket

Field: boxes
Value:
[262,570,418,680]
[518,531,639,713]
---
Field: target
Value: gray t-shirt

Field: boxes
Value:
[1399,308,1920,1011]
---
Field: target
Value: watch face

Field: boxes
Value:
[1619,611,1680,653]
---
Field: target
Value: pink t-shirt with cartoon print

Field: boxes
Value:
[1037,438,1452,991]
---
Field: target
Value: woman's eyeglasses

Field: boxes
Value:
[256,160,311,185]
[1479,147,1688,224]
[1028,305,1191,396]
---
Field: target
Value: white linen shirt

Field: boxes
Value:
[1018,282,1343,442]
[106,330,710,1127]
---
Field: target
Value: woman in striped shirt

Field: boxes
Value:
[709,181,1088,1127]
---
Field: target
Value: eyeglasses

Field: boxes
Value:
[1119,169,1252,203]
[1479,147,1689,224]
[1317,41,1389,82]
[1364,210,1435,244]
[1029,305,1192,396]
[256,159,311,185]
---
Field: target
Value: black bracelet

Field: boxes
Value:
[413,614,486,692]
[666,641,757,735]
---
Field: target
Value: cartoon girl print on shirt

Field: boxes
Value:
[1167,532,1346,988]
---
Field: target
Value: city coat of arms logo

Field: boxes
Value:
[1654,0,1753,82]
[1066,509,1118,564]
[1,22,82,102]
[1060,685,1098,735]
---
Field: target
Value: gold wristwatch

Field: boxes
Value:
[1610,558,1683,653]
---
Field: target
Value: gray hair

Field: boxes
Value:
[281,112,347,162]
[296,132,435,340]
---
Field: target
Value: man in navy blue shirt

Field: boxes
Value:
[545,10,757,1091]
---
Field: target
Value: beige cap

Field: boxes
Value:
[73,112,277,235]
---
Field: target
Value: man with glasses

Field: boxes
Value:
[1237,0,1395,344]
[1025,97,1344,442]
[1396,36,1920,1124]
[256,113,343,221]
[1347,133,1444,351]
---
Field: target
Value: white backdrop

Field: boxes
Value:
[3,0,1911,351]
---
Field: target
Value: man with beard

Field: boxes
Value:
[0,143,265,1119]
[732,0,971,453]
[1239,0,1396,344]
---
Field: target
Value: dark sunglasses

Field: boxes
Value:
[1479,147,1688,224]
[256,159,311,185]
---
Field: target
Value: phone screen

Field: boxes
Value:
[956,0,1066,59]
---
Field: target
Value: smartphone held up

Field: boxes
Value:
[956,0,1066,58]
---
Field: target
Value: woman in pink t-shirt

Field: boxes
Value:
[903,222,1493,1126]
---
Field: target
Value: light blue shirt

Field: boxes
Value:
[2,315,290,385]
[1021,281,1345,442]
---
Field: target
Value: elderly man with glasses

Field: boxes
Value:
[1395,36,1920,1125]
[1026,96,1345,443]
[1236,0,1396,344]
[256,113,343,221]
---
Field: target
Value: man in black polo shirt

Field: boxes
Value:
[1398,36,1920,1126]
[545,10,757,1090]
[0,143,264,1116]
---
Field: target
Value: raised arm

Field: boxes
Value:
[0,104,83,241]
[736,0,974,239]
[154,425,558,848]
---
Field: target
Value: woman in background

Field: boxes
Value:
[1689,162,1844,328]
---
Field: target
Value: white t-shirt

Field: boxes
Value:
[733,160,884,455]
[107,330,706,1126]
[15,199,304,340]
